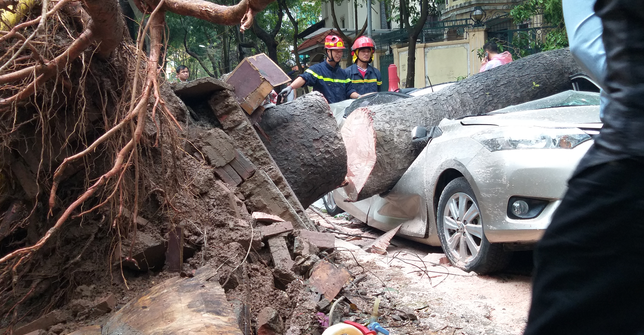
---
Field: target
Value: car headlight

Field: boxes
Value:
[473,127,591,152]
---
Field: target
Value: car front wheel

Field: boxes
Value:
[436,177,510,274]
[322,191,344,216]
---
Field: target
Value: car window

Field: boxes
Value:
[489,90,600,115]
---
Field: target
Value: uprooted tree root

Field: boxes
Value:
[0,0,283,328]
[0,0,184,327]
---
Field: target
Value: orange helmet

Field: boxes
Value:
[351,36,376,62]
[324,35,346,50]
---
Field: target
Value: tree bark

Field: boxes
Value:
[258,92,346,209]
[341,48,586,201]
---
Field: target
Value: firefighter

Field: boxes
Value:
[279,35,359,104]
[345,36,382,95]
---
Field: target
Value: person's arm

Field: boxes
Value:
[289,76,306,90]
[376,69,382,92]
[563,0,606,89]
[350,92,360,99]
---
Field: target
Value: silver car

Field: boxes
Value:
[332,90,602,274]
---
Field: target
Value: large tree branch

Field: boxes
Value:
[82,0,124,57]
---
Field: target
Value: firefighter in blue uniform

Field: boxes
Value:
[345,36,382,95]
[279,35,359,104]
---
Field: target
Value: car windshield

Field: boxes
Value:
[490,90,600,115]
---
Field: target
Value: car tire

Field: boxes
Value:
[322,191,344,216]
[436,177,511,274]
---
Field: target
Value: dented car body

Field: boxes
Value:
[332,91,602,273]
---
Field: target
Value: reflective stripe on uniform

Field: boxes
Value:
[349,79,383,86]
[305,69,351,83]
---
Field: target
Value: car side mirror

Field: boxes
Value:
[411,126,442,153]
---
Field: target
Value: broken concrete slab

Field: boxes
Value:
[240,169,306,229]
[267,236,294,271]
[200,128,236,167]
[294,230,335,251]
[260,221,294,240]
[308,260,352,302]
[171,77,233,101]
[208,89,313,230]
[13,310,70,335]
[103,266,242,335]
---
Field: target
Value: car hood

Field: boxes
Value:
[460,106,602,130]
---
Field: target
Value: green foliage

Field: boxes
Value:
[509,0,567,56]
[164,0,321,80]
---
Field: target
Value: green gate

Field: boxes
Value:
[379,54,394,90]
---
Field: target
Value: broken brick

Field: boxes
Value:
[308,260,352,301]
[252,211,285,224]
[294,230,335,251]
[229,150,256,180]
[94,294,117,313]
[214,164,243,186]
[260,221,293,240]
[267,236,294,271]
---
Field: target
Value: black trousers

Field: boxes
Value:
[524,159,644,335]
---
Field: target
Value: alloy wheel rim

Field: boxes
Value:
[442,192,484,264]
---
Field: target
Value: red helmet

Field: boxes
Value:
[351,36,376,62]
[352,36,376,51]
[324,35,346,50]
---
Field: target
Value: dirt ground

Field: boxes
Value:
[306,208,533,335]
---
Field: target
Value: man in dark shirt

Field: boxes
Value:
[524,1,644,334]
[279,35,358,104]
[345,36,382,95]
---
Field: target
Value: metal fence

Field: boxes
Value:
[486,14,558,57]
[374,19,473,50]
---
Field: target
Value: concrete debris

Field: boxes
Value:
[256,307,284,335]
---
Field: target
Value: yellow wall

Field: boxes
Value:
[424,43,469,85]
[390,26,488,87]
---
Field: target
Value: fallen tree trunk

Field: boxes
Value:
[342,48,585,201]
[258,92,346,209]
